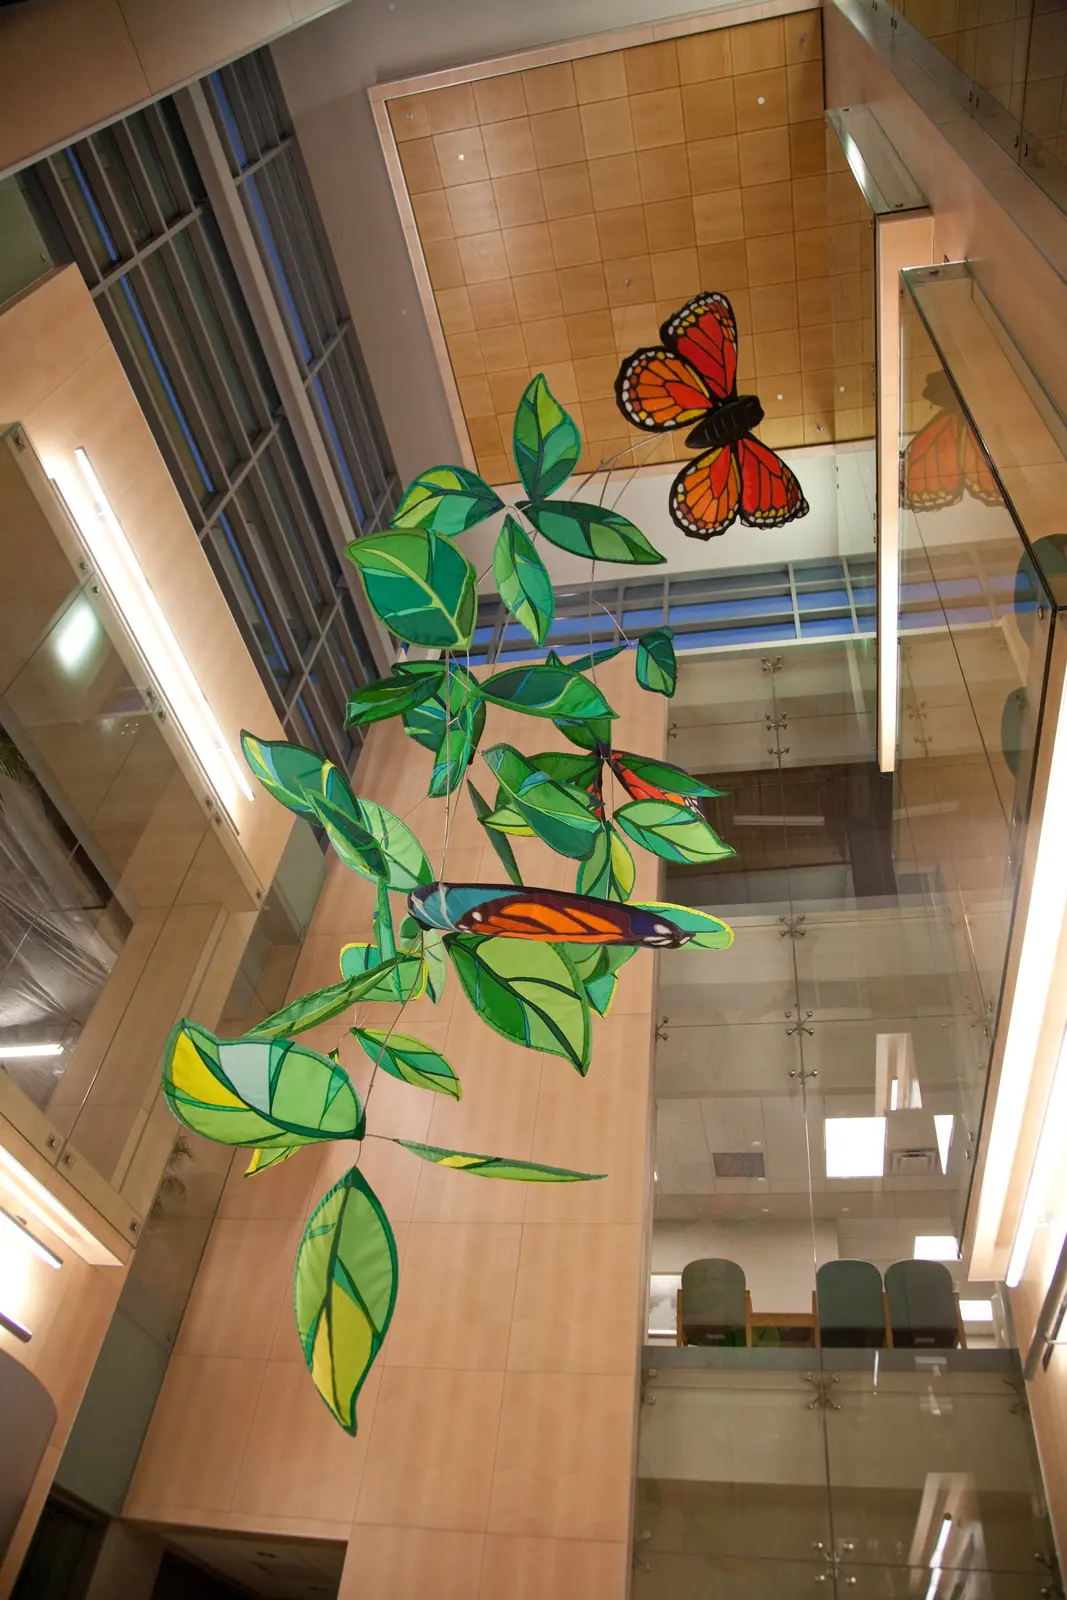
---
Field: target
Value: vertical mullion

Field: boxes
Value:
[185,218,276,437]
[255,161,325,360]
[219,64,261,166]
[273,151,339,331]
[318,355,376,524]
[245,467,325,640]
[145,103,198,213]
[110,120,167,237]
[74,139,137,264]
[268,433,337,600]
[203,521,290,713]
[244,55,286,153]
[157,240,254,458]
[225,496,307,673]
[31,158,100,283]
[331,341,387,497]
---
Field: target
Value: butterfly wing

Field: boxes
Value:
[959,423,1002,507]
[608,751,704,813]
[736,435,809,529]
[669,445,742,539]
[408,884,689,946]
[615,347,711,433]
[903,411,963,511]
[662,292,738,402]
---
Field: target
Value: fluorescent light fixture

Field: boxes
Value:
[924,1515,953,1600]
[959,1299,994,1322]
[0,1146,122,1266]
[826,1116,886,1178]
[1007,1023,1067,1287]
[0,1042,63,1060]
[51,451,253,823]
[52,594,101,675]
[0,1308,31,1344]
[914,1235,959,1260]
[890,1078,899,1111]
[0,1207,62,1269]
[933,1114,954,1175]
[732,814,825,827]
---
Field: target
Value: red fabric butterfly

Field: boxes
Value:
[903,371,1001,512]
[615,291,809,541]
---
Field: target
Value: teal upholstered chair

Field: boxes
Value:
[679,1259,748,1346]
[816,1259,887,1348]
[885,1260,959,1348]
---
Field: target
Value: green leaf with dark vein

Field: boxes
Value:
[636,626,677,697]
[480,662,616,722]
[244,962,404,1040]
[241,732,325,818]
[391,465,503,536]
[294,1165,397,1434]
[339,942,428,1002]
[513,373,581,500]
[401,661,481,753]
[494,513,554,644]
[576,823,635,902]
[609,751,725,802]
[345,667,445,729]
[554,715,614,752]
[467,779,523,886]
[245,1144,301,1176]
[395,1139,602,1182]
[444,932,591,1073]
[527,751,602,790]
[482,743,601,859]
[563,942,636,1017]
[557,642,627,673]
[346,528,477,648]
[614,799,735,865]
[428,696,486,797]
[352,1028,461,1098]
[520,499,665,565]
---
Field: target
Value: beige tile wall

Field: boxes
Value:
[386,11,876,483]
[127,652,666,1599]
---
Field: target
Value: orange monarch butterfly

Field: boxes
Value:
[616,291,809,540]
[408,884,695,947]
[902,370,1000,512]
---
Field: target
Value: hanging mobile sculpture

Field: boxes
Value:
[160,370,736,1434]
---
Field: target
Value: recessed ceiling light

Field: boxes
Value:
[914,1234,958,1260]
[0,1042,63,1059]
[825,1116,886,1178]
[959,1299,994,1322]
[933,1114,953,1174]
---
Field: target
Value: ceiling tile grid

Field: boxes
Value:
[388,11,875,485]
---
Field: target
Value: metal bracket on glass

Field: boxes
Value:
[1005,1375,1030,1414]
[766,714,788,730]
[803,1373,841,1409]
[786,1010,815,1040]
[761,656,783,675]
[655,1016,670,1042]
[779,915,807,939]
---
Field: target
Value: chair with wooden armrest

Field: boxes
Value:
[885,1260,959,1349]
[678,1258,749,1347]
[816,1259,887,1348]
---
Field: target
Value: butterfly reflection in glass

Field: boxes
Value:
[615,291,809,540]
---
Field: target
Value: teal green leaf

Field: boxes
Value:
[429,696,486,798]
[483,800,533,836]
[636,627,677,696]
[554,716,614,752]
[163,1021,364,1147]
[345,667,444,729]
[615,799,735,865]
[373,879,396,962]
[295,1165,397,1434]
[520,500,665,565]
[245,962,403,1040]
[513,373,581,500]
[245,1144,301,1176]
[576,824,635,902]
[241,733,324,818]
[480,662,616,721]
[346,529,477,649]
[494,514,554,644]
[558,642,627,673]
[483,743,601,859]
[402,662,482,754]
[352,1028,461,1098]
[610,751,724,802]
[563,942,636,1017]
[391,465,502,536]
[629,901,734,948]
[395,1139,602,1183]
[444,932,591,1073]
[339,942,428,1002]
[528,751,602,789]
[421,928,448,1002]
[467,779,523,886]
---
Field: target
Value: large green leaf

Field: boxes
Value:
[614,799,735,864]
[241,733,325,818]
[636,627,677,696]
[513,374,581,500]
[428,696,485,798]
[401,662,481,749]
[295,1166,397,1434]
[527,751,602,790]
[467,779,523,886]
[494,514,554,645]
[245,963,404,1040]
[520,500,665,565]
[395,1139,603,1183]
[163,1021,364,1147]
[558,642,627,673]
[346,528,477,648]
[563,942,636,1017]
[609,750,724,804]
[482,743,600,859]
[480,663,616,722]
[339,943,428,1002]
[554,715,614,752]
[391,465,502,536]
[352,1028,461,1098]
[245,1144,301,1176]
[445,932,591,1074]
[421,928,448,1002]
[629,901,734,949]
[345,667,444,729]
[576,823,635,902]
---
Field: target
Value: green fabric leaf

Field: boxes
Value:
[163,1021,364,1148]
[493,514,554,644]
[558,642,627,673]
[528,751,602,789]
[402,662,481,753]
[345,667,445,728]
[576,824,635,902]
[467,779,523,886]
[339,943,428,1002]
[444,932,591,1074]
[554,715,614,752]
[373,879,397,962]
[352,1028,461,1098]
[241,733,325,818]
[295,1166,397,1434]
[391,465,502,536]
[482,743,601,860]
[244,962,404,1040]
[483,802,533,836]
[346,529,477,649]
[428,697,485,798]
[520,500,665,565]
[636,627,677,696]
[563,942,636,1017]
[245,1144,301,1176]
[609,751,724,803]
[421,928,448,1002]
[395,1139,603,1183]
[480,663,616,721]
[614,799,735,865]
[629,901,734,949]
[513,373,581,500]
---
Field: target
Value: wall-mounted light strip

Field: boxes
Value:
[0,1147,122,1267]
[0,1205,62,1270]
[48,450,253,824]
[0,1042,63,1060]
[924,1515,952,1600]
[0,1308,31,1344]
[1007,1023,1067,1288]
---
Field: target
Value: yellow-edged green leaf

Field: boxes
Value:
[614,799,735,865]
[636,626,677,696]
[513,374,581,499]
[576,824,635,902]
[352,1028,461,1098]
[444,932,591,1074]
[520,499,664,565]
[395,1139,603,1183]
[391,465,502,535]
[493,514,554,644]
[245,962,403,1040]
[483,743,600,859]
[629,901,734,949]
[339,942,428,1002]
[346,528,477,649]
[480,662,616,721]
[467,779,524,886]
[245,1144,301,1176]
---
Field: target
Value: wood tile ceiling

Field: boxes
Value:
[386,11,875,485]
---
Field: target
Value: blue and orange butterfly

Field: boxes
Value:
[615,291,809,540]
[408,883,732,949]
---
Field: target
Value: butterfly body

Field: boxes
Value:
[616,291,808,540]
[409,882,693,947]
